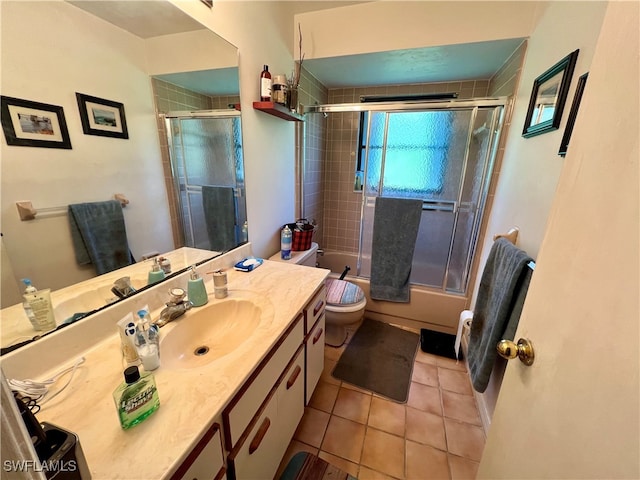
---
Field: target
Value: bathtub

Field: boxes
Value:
[317,250,467,334]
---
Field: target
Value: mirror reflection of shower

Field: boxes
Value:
[163,110,247,253]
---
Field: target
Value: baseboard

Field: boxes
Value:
[461,333,492,435]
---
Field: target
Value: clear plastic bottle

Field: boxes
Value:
[21,278,56,332]
[21,279,39,330]
[113,365,160,430]
[260,65,272,101]
[134,310,160,371]
[281,225,292,260]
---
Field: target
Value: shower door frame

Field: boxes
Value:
[303,97,507,295]
[162,109,243,250]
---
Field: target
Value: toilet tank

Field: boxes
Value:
[268,242,318,267]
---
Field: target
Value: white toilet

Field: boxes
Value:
[269,242,366,347]
[323,277,366,347]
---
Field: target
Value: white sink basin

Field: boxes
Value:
[53,286,117,321]
[159,299,266,369]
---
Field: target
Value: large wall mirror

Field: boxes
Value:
[0,0,245,351]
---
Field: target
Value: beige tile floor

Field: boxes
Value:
[276,327,486,480]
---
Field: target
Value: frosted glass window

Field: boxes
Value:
[360,111,457,198]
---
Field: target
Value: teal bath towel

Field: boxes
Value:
[467,238,534,392]
[68,200,134,275]
[370,196,423,302]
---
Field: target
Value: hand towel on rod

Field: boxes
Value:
[68,200,134,275]
[467,238,533,392]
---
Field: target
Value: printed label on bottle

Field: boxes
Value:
[261,78,272,99]
[121,385,157,414]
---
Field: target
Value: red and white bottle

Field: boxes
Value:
[260,65,272,102]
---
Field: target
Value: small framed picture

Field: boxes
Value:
[1,95,72,149]
[558,72,588,157]
[522,49,579,138]
[76,92,129,139]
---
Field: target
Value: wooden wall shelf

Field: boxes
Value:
[252,102,304,122]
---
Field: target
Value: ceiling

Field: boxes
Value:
[67,1,525,94]
[304,38,526,89]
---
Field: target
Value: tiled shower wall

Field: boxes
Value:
[150,78,240,247]
[297,68,329,245]
[320,80,490,255]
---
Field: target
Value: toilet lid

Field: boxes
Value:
[326,279,365,306]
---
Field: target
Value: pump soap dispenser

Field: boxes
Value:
[148,258,165,285]
[187,266,208,307]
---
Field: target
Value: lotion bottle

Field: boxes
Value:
[187,266,208,307]
[21,279,39,330]
[21,279,56,332]
[147,257,165,285]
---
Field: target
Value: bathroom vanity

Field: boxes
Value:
[0,245,329,479]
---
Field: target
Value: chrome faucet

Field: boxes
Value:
[155,288,192,328]
[111,277,137,299]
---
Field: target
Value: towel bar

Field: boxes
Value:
[16,194,129,221]
[493,227,519,244]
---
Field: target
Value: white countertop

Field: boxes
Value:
[21,257,329,480]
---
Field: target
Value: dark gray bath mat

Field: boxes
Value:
[332,319,419,403]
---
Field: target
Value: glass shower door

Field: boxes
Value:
[359,105,502,294]
[166,113,245,252]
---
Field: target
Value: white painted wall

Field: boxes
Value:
[475,1,608,300]
[296,1,545,59]
[0,1,173,304]
[170,0,299,259]
[145,29,238,76]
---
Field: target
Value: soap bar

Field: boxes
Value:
[234,257,264,272]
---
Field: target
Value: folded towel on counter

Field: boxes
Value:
[467,238,534,392]
[370,196,423,302]
[68,200,134,275]
[202,185,237,252]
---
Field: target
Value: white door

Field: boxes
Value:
[479,3,639,478]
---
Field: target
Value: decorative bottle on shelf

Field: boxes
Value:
[281,225,292,260]
[260,65,272,102]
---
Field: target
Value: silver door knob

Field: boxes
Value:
[497,338,535,366]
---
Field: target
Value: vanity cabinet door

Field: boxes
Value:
[275,345,305,450]
[223,315,303,449]
[305,314,325,404]
[171,423,226,480]
[304,287,326,335]
[229,348,305,480]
